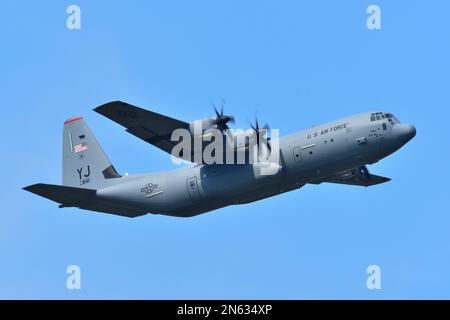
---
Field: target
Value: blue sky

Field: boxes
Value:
[1,0,450,299]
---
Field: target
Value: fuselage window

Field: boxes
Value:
[376,115,381,120]
[382,123,387,130]
[370,116,375,121]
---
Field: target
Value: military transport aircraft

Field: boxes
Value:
[23,101,416,217]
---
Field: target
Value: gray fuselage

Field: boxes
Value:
[96,111,415,217]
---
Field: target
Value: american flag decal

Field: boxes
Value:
[74,142,88,153]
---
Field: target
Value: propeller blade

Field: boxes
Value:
[212,103,234,133]
[266,137,272,152]
[213,105,220,117]
[249,116,272,156]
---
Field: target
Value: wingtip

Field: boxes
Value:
[23,184,34,191]
[93,102,109,113]
[22,183,41,192]
[93,100,125,113]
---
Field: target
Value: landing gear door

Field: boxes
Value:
[186,176,200,203]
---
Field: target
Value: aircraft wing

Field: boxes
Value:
[310,166,390,187]
[94,100,190,157]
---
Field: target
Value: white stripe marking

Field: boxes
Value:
[69,133,73,152]
[146,190,164,198]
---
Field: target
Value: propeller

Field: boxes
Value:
[250,117,271,153]
[212,100,235,133]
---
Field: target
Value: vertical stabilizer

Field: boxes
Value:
[62,116,121,189]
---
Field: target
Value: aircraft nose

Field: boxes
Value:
[392,123,416,142]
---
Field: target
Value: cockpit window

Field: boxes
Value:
[371,112,398,123]
[370,112,383,121]
[388,113,400,124]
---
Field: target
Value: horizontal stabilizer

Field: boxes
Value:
[23,183,96,207]
[23,183,147,218]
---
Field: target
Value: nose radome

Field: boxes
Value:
[392,123,416,141]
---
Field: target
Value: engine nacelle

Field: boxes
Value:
[228,130,256,151]
[188,118,217,136]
